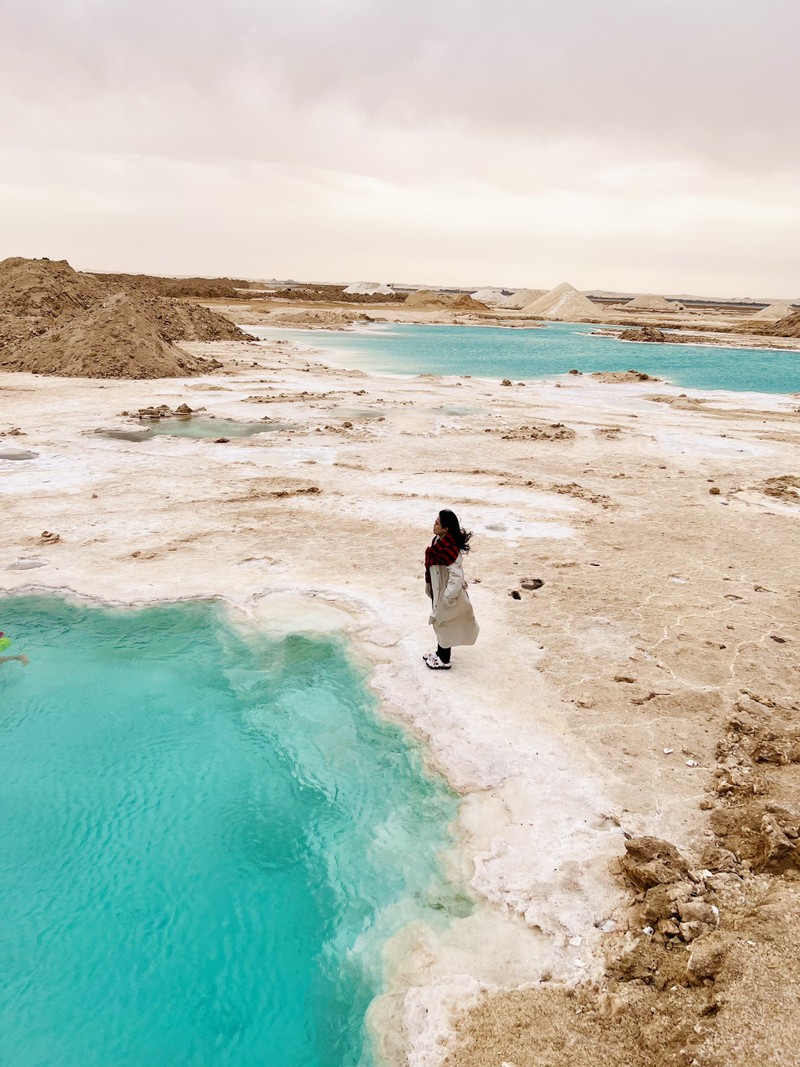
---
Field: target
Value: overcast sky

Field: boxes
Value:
[1,0,797,296]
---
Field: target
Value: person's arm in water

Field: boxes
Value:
[0,654,29,666]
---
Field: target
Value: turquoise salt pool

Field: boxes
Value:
[248,322,800,395]
[0,597,464,1066]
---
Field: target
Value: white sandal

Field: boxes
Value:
[423,652,451,670]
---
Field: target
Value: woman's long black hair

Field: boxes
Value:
[438,509,472,552]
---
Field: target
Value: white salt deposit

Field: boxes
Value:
[749,301,795,321]
[343,281,395,295]
[520,282,606,321]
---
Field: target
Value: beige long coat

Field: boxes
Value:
[427,552,480,648]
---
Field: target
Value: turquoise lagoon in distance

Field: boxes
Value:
[0,596,465,1067]
[248,321,800,395]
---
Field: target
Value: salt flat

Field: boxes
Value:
[2,335,799,1066]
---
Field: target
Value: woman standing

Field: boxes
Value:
[423,509,479,670]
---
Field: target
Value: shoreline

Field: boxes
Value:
[243,320,800,397]
[2,336,799,1065]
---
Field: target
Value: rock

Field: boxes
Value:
[687,932,728,981]
[621,836,691,889]
[520,578,544,590]
[642,881,693,923]
[709,487,721,495]
[40,530,60,544]
[568,368,582,375]
[618,327,667,343]
[175,403,193,414]
[501,379,512,386]
[678,900,719,926]
[699,845,739,872]
[680,920,711,942]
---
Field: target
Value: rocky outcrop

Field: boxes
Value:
[618,326,667,343]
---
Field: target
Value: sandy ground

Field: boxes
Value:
[2,333,799,1065]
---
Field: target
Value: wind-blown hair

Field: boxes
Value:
[438,509,472,552]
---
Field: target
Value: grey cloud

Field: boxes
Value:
[1,0,798,175]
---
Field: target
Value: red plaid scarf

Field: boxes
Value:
[424,532,460,582]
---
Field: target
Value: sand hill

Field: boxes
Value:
[624,294,688,313]
[404,290,489,311]
[748,301,796,322]
[499,288,546,309]
[0,256,249,377]
[520,282,605,321]
[0,293,222,379]
[0,256,101,320]
[343,281,394,296]
[471,287,509,305]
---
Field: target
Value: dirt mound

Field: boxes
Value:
[499,421,576,441]
[404,290,488,311]
[618,326,667,343]
[139,297,249,342]
[520,282,605,321]
[732,309,800,337]
[758,475,800,503]
[265,308,371,329]
[1,293,221,379]
[0,256,101,320]
[590,369,661,383]
[90,272,253,299]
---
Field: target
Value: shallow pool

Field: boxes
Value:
[99,417,293,442]
[0,596,464,1066]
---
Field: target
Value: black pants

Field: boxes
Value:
[436,645,451,664]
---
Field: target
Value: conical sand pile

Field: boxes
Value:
[520,282,605,321]
[499,288,545,309]
[471,287,508,305]
[624,294,681,312]
[1,293,221,379]
[749,301,796,322]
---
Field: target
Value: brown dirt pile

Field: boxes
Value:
[757,475,800,503]
[0,257,250,378]
[271,283,405,304]
[497,422,577,441]
[447,691,800,1067]
[734,310,800,338]
[619,326,667,343]
[591,369,662,383]
[1,293,221,379]
[265,309,372,329]
[90,272,256,300]
[404,290,489,311]
[0,256,101,321]
[138,296,248,343]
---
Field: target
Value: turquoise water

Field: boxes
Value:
[248,322,800,395]
[0,597,464,1067]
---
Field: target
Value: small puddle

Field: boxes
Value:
[330,407,386,421]
[97,418,293,442]
[436,405,484,416]
[0,449,39,461]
